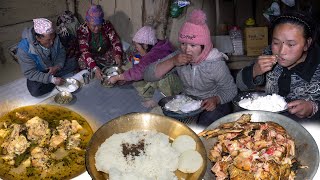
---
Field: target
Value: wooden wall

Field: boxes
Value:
[2,0,315,65]
[74,0,266,48]
[76,0,217,48]
[0,0,66,63]
[0,0,266,64]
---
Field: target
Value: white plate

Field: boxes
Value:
[56,78,80,93]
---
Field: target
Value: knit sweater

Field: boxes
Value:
[236,44,320,119]
[144,48,237,104]
[123,40,174,81]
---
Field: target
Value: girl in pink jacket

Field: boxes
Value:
[108,26,174,84]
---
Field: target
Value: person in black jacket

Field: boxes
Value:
[236,11,319,120]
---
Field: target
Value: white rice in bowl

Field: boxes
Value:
[95,130,180,180]
[165,95,202,113]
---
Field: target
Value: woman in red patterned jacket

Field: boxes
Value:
[77,4,123,80]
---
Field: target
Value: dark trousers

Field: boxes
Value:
[27,58,78,97]
[197,102,232,127]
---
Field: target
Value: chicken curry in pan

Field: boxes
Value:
[0,105,93,180]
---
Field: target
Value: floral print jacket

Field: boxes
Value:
[77,20,123,69]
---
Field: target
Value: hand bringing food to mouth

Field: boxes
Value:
[253,55,278,78]
[172,53,193,66]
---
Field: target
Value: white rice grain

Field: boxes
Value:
[95,130,180,180]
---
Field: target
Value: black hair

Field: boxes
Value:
[271,11,319,47]
[35,32,45,38]
[32,28,44,38]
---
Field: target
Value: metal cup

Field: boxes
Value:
[82,73,90,84]
[88,69,95,79]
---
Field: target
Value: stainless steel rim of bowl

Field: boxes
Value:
[201,110,319,180]
[56,78,80,92]
[102,66,123,76]
[54,91,73,104]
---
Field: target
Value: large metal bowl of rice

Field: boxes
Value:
[86,113,207,180]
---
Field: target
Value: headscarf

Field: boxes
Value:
[86,5,104,25]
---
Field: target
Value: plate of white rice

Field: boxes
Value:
[85,113,207,180]
[233,92,287,113]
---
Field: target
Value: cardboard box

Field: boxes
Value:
[244,27,268,56]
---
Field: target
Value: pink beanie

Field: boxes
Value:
[179,9,213,64]
[132,26,158,45]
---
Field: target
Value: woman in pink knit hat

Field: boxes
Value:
[144,9,237,127]
[108,26,174,84]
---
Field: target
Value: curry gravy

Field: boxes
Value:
[0,105,93,180]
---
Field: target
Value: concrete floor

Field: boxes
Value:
[0,59,23,86]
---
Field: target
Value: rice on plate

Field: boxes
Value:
[238,93,287,112]
[164,95,202,113]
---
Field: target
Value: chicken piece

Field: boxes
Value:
[66,133,81,150]
[0,128,10,138]
[9,124,22,139]
[21,157,31,167]
[1,154,15,165]
[286,139,295,157]
[279,163,292,179]
[71,120,83,134]
[209,143,222,162]
[201,129,243,139]
[235,114,252,124]
[233,150,253,171]
[30,147,50,169]
[253,140,270,151]
[224,140,242,154]
[267,122,287,135]
[49,132,65,149]
[253,129,263,141]
[25,116,49,143]
[212,161,229,180]
[266,161,281,179]
[57,120,72,139]
[38,128,51,147]
[1,124,25,155]
[1,122,8,129]
[6,135,30,155]
[216,114,251,130]
[228,165,254,180]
